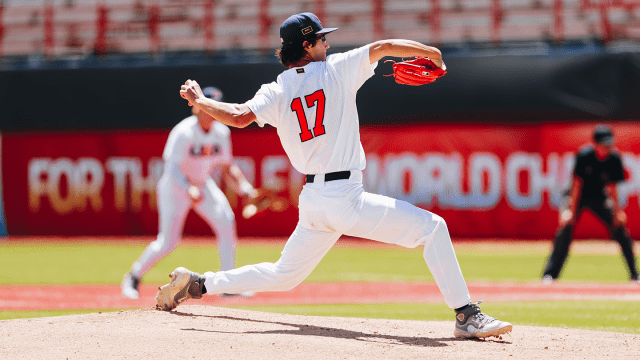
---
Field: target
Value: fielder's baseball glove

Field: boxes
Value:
[241,188,288,219]
[384,57,447,86]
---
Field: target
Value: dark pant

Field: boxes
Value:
[543,197,639,280]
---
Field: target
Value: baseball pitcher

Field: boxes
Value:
[156,13,512,339]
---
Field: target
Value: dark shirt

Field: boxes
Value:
[573,146,625,200]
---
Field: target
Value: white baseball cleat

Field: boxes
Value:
[541,275,555,285]
[454,301,513,339]
[121,273,140,299]
[155,267,205,311]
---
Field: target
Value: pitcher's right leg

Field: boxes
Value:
[343,191,512,338]
[344,191,470,309]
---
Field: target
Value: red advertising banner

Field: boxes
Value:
[2,122,639,239]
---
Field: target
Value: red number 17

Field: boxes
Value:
[291,89,326,142]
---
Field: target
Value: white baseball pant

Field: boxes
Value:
[131,174,238,278]
[203,170,471,309]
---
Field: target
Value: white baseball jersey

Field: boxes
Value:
[163,115,233,187]
[246,45,377,175]
[203,44,472,311]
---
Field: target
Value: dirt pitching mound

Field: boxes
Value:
[2,305,639,359]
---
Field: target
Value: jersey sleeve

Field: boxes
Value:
[327,45,377,94]
[610,154,625,183]
[162,127,188,163]
[572,149,587,179]
[245,82,282,128]
[165,161,189,190]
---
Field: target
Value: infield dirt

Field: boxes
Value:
[2,305,638,360]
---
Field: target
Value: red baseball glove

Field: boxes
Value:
[384,57,447,86]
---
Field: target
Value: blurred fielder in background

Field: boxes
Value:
[542,125,639,284]
[157,12,512,339]
[121,86,258,299]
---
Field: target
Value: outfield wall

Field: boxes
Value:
[2,53,640,132]
[3,122,639,239]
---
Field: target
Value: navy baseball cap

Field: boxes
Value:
[280,12,338,44]
[202,86,223,101]
[593,125,614,145]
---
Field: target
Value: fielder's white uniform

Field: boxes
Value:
[131,116,238,278]
[202,45,471,309]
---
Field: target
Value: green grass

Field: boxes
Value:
[1,241,636,284]
[2,240,639,333]
[1,242,283,285]
[0,309,125,321]
[456,252,635,283]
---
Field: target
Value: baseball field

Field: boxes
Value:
[1,236,639,359]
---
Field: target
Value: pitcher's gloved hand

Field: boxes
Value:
[384,57,447,86]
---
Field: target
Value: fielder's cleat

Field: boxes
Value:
[121,272,140,299]
[155,267,206,311]
[541,275,555,285]
[454,301,512,339]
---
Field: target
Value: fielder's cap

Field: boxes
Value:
[593,125,614,145]
[202,86,223,101]
[280,12,338,45]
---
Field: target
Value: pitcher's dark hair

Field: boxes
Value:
[275,37,317,67]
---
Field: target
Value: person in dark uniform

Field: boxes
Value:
[542,125,639,283]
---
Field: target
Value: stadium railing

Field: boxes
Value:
[0,0,638,58]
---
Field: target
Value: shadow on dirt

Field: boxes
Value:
[171,310,510,347]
